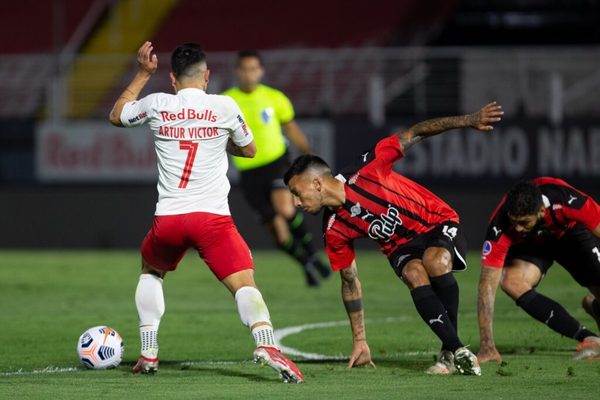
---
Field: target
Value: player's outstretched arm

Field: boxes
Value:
[340,261,376,369]
[109,41,158,126]
[397,101,504,151]
[283,121,312,154]
[477,266,503,363]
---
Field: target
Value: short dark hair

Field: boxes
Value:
[237,50,263,66]
[505,181,543,217]
[171,43,206,78]
[284,155,332,185]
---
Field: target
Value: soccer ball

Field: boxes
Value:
[77,326,124,369]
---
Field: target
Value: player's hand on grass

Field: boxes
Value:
[477,347,503,363]
[137,41,158,76]
[347,340,376,369]
[469,101,503,132]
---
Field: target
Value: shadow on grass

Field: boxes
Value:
[121,356,433,375]
[294,357,433,374]
[193,367,273,383]
[120,359,278,382]
[496,345,575,356]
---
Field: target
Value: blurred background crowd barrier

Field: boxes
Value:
[1,0,599,250]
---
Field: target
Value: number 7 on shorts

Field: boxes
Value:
[178,140,199,189]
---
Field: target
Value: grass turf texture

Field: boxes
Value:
[1,250,599,399]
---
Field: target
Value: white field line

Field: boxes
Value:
[274,316,415,360]
[274,320,349,360]
[0,366,81,376]
[0,361,245,376]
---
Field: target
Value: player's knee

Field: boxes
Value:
[500,274,529,300]
[278,206,297,220]
[401,263,429,289]
[422,248,452,276]
[141,259,166,279]
[235,286,271,327]
[499,277,516,298]
[271,193,295,218]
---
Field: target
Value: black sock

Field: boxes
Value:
[590,298,600,330]
[411,285,463,352]
[517,289,597,341]
[430,273,459,331]
[592,298,600,320]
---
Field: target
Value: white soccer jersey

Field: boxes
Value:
[120,88,254,216]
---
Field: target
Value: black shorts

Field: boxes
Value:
[239,153,291,223]
[388,221,468,278]
[506,223,600,286]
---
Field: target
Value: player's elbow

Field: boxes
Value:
[109,110,123,127]
[241,142,257,158]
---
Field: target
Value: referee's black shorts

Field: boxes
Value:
[506,223,600,286]
[239,153,291,223]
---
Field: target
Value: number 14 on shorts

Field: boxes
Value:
[442,225,458,240]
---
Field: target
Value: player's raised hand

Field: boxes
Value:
[137,41,158,75]
[469,101,503,132]
[347,340,376,369]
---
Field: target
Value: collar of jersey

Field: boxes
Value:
[177,88,206,95]
[335,174,346,183]
[541,194,550,207]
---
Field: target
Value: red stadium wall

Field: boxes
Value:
[150,0,457,52]
[0,0,96,53]
[0,0,457,54]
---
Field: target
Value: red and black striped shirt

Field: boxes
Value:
[481,177,600,269]
[324,134,459,271]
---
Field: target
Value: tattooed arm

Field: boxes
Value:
[341,260,376,368]
[397,101,503,151]
[477,266,503,363]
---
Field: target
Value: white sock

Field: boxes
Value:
[235,286,271,327]
[235,286,277,349]
[140,327,159,358]
[252,325,277,348]
[135,274,165,358]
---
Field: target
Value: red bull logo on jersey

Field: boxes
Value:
[368,205,402,242]
[159,108,218,123]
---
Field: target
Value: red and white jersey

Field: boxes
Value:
[323,134,459,271]
[120,88,253,216]
[481,177,600,268]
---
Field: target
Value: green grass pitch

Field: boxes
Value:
[1,250,599,399]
